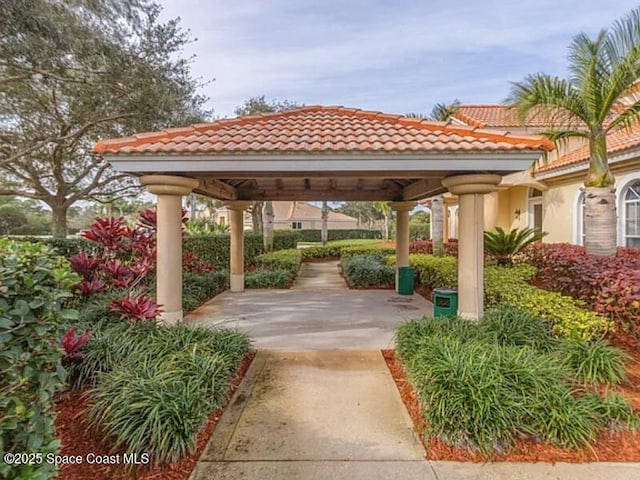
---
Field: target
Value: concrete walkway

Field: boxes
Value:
[291,261,347,289]
[185,261,432,350]
[189,351,640,480]
[187,262,640,480]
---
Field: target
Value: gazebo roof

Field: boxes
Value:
[95,106,553,155]
[95,106,553,202]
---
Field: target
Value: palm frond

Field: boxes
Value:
[484,227,547,266]
[606,99,640,131]
[429,99,461,121]
[567,31,610,124]
[506,74,590,127]
[536,128,589,150]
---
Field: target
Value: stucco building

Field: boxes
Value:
[434,103,640,248]
[209,201,358,230]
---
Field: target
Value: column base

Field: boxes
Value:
[159,309,183,325]
[458,310,481,322]
[230,273,245,292]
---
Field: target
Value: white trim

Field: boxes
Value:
[617,172,640,247]
[572,187,585,246]
[105,152,540,175]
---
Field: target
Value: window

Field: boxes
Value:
[219,216,225,226]
[528,188,543,233]
[291,221,302,229]
[623,181,640,248]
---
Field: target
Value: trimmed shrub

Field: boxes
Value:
[296,229,382,242]
[254,249,302,275]
[341,254,395,288]
[300,245,343,260]
[557,339,629,385]
[3,236,95,257]
[0,239,80,480]
[245,270,293,289]
[410,240,433,254]
[184,234,263,268]
[408,254,611,340]
[340,245,396,258]
[523,243,640,331]
[182,270,229,312]
[272,230,300,250]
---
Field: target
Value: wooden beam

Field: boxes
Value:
[304,178,311,190]
[195,178,237,200]
[403,178,444,200]
[237,189,401,202]
[329,178,338,189]
[275,178,284,190]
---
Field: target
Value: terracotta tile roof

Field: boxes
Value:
[94,106,553,155]
[454,104,627,129]
[536,124,640,174]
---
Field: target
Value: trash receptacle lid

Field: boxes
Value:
[433,288,457,295]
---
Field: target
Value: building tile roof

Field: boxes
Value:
[454,104,627,129]
[454,105,584,129]
[537,124,640,173]
[95,106,553,155]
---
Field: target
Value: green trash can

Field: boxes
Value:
[398,266,415,295]
[433,288,458,317]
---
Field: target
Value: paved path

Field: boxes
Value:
[187,262,640,479]
[291,261,347,289]
[185,261,432,350]
[189,351,640,480]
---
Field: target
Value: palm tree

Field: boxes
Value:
[321,201,329,245]
[430,195,444,256]
[373,201,392,241]
[484,227,547,267]
[508,7,640,256]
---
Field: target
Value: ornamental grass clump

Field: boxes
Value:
[396,311,638,456]
[86,323,251,464]
[558,338,629,385]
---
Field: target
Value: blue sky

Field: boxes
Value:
[158,0,639,119]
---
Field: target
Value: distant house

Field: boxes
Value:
[207,201,358,230]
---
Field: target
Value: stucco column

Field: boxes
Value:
[140,175,199,325]
[225,201,253,292]
[389,201,416,293]
[443,204,450,243]
[441,174,502,320]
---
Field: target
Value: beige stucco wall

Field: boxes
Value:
[542,180,582,243]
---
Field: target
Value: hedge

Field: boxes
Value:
[406,254,612,340]
[254,249,302,275]
[182,270,230,312]
[272,230,300,250]
[300,244,394,261]
[245,270,294,288]
[2,236,95,257]
[523,243,640,331]
[341,254,395,288]
[296,229,381,242]
[184,234,263,268]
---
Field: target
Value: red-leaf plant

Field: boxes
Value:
[62,328,92,360]
[70,209,215,324]
[110,292,163,323]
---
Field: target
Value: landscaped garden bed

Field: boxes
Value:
[0,211,254,480]
[55,351,255,480]
[387,308,640,462]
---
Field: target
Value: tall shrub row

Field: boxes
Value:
[407,254,612,340]
[524,243,640,331]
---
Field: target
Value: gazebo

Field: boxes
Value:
[95,106,552,323]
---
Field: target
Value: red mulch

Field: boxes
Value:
[382,347,640,463]
[54,352,255,480]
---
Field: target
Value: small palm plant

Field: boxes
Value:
[484,227,546,267]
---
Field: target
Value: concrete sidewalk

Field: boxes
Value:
[189,350,640,480]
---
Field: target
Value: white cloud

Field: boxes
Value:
[157,0,640,117]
